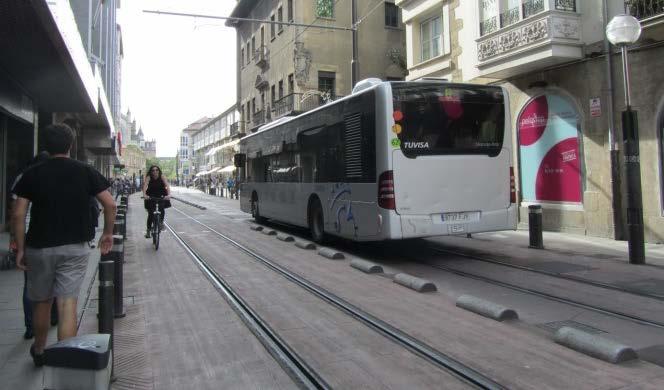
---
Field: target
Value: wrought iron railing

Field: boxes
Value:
[628,0,664,20]
[500,7,520,28]
[253,45,269,67]
[480,16,498,36]
[252,110,266,128]
[230,121,241,136]
[272,92,345,119]
[523,0,545,19]
[555,0,576,11]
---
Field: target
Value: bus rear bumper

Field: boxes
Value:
[399,207,517,239]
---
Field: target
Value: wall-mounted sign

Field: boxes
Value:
[518,94,582,203]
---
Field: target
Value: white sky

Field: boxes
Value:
[120,0,237,157]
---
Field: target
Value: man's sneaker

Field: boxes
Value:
[145,231,151,238]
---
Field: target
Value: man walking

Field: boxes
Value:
[11,123,117,366]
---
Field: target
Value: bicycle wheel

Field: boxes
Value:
[152,214,160,250]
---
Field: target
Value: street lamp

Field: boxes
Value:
[606,14,645,264]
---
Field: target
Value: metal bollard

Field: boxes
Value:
[528,205,544,249]
[98,261,114,335]
[104,236,125,318]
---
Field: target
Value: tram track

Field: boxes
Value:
[164,221,329,390]
[168,193,664,332]
[235,218,664,331]
[412,256,664,330]
[168,206,508,390]
[427,244,664,302]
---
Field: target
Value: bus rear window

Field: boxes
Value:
[391,83,505,157]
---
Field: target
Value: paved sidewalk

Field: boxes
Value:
[0,231,100,389]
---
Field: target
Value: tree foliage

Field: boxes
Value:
[145,157,177,181]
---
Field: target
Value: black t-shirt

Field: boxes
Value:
[13,157,110,248]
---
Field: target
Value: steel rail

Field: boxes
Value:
[164,222,329,390]
[428,245,664,302]
[419,259,664,330]
[171,207,507,390]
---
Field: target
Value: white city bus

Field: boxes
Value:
[236,79,517,243]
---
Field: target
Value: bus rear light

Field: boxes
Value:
[510,167,516,204]
[378,170,396,210]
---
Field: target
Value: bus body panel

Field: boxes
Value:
[392,149,511,215]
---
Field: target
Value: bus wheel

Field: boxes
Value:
[252,196,266,224]
[309,200,326,244]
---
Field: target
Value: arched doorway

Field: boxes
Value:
[517,93,583,204]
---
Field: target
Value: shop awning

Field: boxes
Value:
[220,165,236,173]
[195,170,208,177]
[205,145,223,156]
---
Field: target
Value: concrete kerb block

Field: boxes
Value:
[276,233,294,242]
[318,247,345,260]
[250,225,264,232]
[455,295,518,321]
[261,229,277,236]
[350,259,383,274]
[554,326,638,364]
[294,240,316,250]
[393,273,437,293]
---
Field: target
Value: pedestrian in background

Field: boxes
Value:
[12,123,117,367]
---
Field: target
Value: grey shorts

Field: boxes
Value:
[26,243,91,302]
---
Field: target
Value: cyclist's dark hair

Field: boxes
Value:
[147,165,162,179]
[43,124,75,155]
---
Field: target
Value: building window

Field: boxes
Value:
[288,0,294,21]
[385,2,398,27]
[420,16,442,62]
[251,36,255,57]
[288,74,294,94]
[315,0,334,18]
[260,26,265,47]
[241,48,244,66]
[270,15,276,39]
[246,42,251,64]
[271,85,276,104]
[318,71,335,99]
[278,6,284,32]
[278,80,284,99]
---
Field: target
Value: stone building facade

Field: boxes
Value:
[396,0,664,243]
[228,0,407,132]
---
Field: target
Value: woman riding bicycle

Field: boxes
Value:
[142,165,171,238]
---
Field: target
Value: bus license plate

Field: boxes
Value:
[442,212,476,223]
[449,224,465,233]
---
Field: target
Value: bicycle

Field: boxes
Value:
[144,196,168,250]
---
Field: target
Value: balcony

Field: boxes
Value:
[253,45,269,68]
[230,121,242,136]
[629,0,664,27]
[252,109,266,129]
[476,1,582,78]
[272,92,344,119]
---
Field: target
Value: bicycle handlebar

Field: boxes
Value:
[143,196,169,202]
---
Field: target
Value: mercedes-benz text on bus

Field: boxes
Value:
[235,79,517,243]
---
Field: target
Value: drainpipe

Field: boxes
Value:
[603,0,624,240]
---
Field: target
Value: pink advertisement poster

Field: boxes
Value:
[518,94,582,203]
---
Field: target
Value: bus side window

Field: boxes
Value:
[301,154,314,183]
